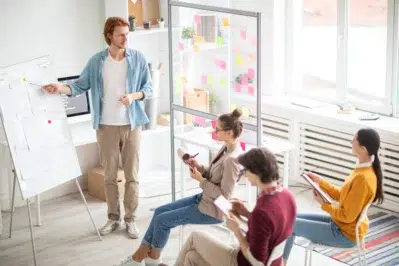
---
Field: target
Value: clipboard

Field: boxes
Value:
[301,173,332,204]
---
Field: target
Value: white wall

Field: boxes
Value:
[0,0,105,77]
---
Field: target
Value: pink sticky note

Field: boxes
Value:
[233,46,241,53]
[214,59,221,67]
[183,83,188,93]
[194,15,201,24]
[248,85,255,96]
[219,60,226,70]
[235,83,242,92]
[248,68,255,79]
[194,116,205,126]
[211,132,216,140]
[241,75,248,86]
[202,75,207,85]
[240,29,247,40]
[240,142,246,151]
[211,120,217,129]
[178,41,184,51]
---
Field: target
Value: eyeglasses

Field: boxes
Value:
[214,127,231,133]
[236,168,247,183]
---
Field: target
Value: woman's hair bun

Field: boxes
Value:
[231,108,242,119]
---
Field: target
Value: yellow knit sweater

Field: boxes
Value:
[320,167,377,242]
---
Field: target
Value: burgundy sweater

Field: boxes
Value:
[236,188,297,266]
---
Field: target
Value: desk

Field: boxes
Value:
[174,127,294,248]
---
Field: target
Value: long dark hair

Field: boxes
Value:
[237,147,280,184]
[357,128,384,205]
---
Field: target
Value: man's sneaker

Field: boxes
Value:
[113,255,144,266]
[125,221,140,239]
[99,219,120,236]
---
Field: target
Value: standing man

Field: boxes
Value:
[42,17,152,239]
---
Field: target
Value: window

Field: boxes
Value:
[347,0,389,105]
[287,0,394,115]
[301,0,338,100]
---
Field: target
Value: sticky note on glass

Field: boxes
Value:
[219,60,226,70]
[240,141,246,151]
[250,36,257,46]
[248,85,255,96]
[248,53,256,61]
[216,36,224,46]
[240,29,247,40]
[194,116,206,126]
[193,44,199,52]
[175,83,181,93]
[248,68,255,79]
[235,56,243,65]
[178,41,184,51]
[208,76,213,85]
[220,78,227,88]
[234,83,242,92]
[194,15,201,24]
[242,107,249,117]
[241,75,248,85]
[233,46,241,53]
[222,18,230,26]
[194,35,205,43]
[211,131,216,140]
[230,104,237,111]
[201,75,207,85]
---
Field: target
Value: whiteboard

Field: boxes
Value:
[0,56,82,199]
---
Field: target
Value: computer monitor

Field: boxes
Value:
[57,76,91,121]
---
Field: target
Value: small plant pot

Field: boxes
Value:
[210,104,217,114]
[183,38,193,46]
[129,19,136,32]
[159,21,165,28]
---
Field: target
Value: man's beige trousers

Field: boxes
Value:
[96,125,141,222]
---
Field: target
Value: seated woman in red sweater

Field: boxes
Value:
[174,147,297,266]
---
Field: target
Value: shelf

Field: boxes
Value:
[129,26,180,36]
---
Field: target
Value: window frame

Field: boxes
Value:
[285,0,395,116]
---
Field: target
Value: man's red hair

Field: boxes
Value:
[103,17,129,45]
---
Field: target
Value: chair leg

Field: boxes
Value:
[309,246,313,266]
[304,247,308,266]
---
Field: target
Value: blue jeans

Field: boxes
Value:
[142,194,221,250]
[283,213,356,260]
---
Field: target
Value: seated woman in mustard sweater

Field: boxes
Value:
[283,128,384,265]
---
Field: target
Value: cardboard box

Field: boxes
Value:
[183,89,209,124]
[88,168,125,202]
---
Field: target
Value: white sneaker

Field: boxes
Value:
[113,255,145,266]
[126,221,140,239]
[99,219,120,236]
[144,257,163,266]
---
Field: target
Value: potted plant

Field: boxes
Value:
[209,94,217,114]
[181,27,195,46]
[128,15,136,31]
[157,17,165,28]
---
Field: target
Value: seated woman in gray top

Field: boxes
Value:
[116,108,244,266]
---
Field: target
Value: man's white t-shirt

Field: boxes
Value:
[100,54,130,125]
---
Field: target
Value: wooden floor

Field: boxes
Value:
[0,185,351,266]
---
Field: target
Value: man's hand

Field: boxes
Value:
[42,83,62,94]
[230,198,250,218]
[120,94,135,106]
[42,83,71,95]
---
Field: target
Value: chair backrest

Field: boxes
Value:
[267,240,287,266]
[355,203,371,231]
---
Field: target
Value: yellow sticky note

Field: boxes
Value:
[219,78,227,88]
[222,18,230,26]
[23,77,27,82]
[193,44,199,52]
[194,35,205,43]
[235,56,244,65]
[231,104,237,111]
[208,76,213,85]
[175,84,181,93]
[181,77,188,84]
[216,36,223,46]
[242,107,249,117]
